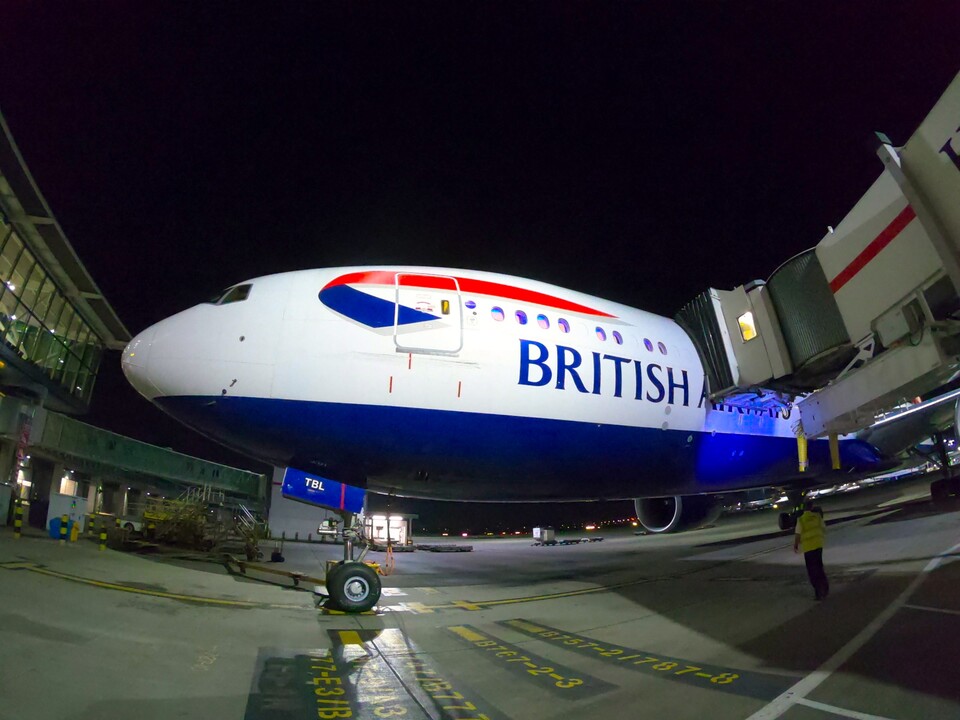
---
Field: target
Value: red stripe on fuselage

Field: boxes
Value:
[829,205,917,293]
[324,270,616,318]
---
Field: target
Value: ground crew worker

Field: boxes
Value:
[793,499,829,600]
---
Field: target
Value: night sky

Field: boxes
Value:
[1,4,958,530]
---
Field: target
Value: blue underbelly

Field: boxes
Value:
[156,395,886,500]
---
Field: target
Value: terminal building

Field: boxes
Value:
[0,110,265,534]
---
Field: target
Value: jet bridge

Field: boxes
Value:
[677,72,960,439]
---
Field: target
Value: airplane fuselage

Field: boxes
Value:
[122,267,884,501]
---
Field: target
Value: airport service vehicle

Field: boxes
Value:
[122,73,960,611]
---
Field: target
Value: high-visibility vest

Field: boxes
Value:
[796,510,825,552]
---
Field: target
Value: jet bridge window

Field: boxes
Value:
[217,284,252,305]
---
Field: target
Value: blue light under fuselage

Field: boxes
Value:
[155,395,885,500]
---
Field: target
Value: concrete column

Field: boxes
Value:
[85,481,98,514]
[0,440,16,487]
[100,481,121,515]
[50,463,65,498]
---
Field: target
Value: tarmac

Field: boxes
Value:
[1,474,958,720]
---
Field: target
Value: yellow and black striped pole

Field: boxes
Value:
[59,514,68,545]
[88,515,96,537]
[13,499,23,540]
[99,527,107,551]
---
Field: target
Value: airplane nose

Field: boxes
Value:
[122,325,159,399]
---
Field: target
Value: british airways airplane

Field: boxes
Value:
[121,266,895,534]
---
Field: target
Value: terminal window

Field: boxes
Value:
[0,217,103,402]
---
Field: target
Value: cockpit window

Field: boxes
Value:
[216,284,252,305]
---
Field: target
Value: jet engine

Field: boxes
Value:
[634,495,722,533]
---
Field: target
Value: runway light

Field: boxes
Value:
[514,530,521,535]
[441,532,449,536]
[585,524,596,530]
[461,532,469,537]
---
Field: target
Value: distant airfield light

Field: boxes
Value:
[772,504,779,509]
[631,521,638,527]
[514,530,521,535]
[585,524,596,531]
[461,532,469,537]
[441,532,448,536]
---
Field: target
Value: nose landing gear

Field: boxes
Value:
[322,511,382,613]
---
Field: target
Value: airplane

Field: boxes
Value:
[120,72,960,612]
[121,265,940,539]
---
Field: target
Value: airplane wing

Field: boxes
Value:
[857,386,960,457]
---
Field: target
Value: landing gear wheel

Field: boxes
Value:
[327,561,381,612]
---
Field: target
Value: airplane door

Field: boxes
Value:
[394,273,462,354]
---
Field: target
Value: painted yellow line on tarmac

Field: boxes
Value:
[337,630,365,645]
[448,625,487,642]
[0,561,305,610]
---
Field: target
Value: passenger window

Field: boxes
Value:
[558,318,570,333]
[613,331,623,345]
[596,327,606,341]
[516,310,528,325]
[537,314,549,330]
[491,307,505,321]
[218,284,252,305]
[644,338,654,352]
[658,341,667,355]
